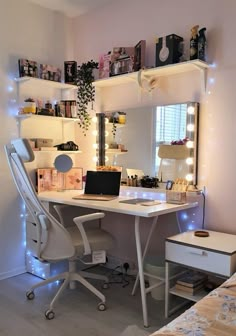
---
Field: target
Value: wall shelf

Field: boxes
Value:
[33,150,82,154]
[15,114,79,122]
[93,59,209,89]
[15,76,77,90]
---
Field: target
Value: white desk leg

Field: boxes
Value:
[134,215,149,328]
[132,216,158,296]
[165,261,170,318]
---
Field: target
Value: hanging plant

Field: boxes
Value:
[77,60,98,135]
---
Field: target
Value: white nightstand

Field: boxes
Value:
[165,230,236,317]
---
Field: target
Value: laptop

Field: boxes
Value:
[73,170,121,201]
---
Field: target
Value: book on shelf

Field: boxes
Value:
[175,282,205,295]
[176,272,207,288]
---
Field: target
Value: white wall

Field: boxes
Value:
[72,0,236,234]
[0,0,73,279]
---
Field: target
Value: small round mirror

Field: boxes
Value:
[54,154,73,173]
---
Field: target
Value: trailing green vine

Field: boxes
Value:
[77,60,98,135]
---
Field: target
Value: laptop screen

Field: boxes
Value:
[85,171,121,196]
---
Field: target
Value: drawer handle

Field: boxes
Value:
[188,249,208,256]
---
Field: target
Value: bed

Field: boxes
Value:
[150,272,236,336]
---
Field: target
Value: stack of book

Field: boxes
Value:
[175,272,207,295]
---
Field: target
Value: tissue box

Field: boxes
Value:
[155,34,183,67]
[166,190,186,204]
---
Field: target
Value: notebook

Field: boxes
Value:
[73,170,121,201]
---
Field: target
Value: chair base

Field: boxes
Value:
[27,270,107,319]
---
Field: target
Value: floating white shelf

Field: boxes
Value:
[15,76,77,90]
[33,150,82,154]
[15,114,79,122]
[93,59,209,88]
[107,123,126,128]
[106,149,128,155]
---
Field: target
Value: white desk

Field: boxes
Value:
[38,190,198,327]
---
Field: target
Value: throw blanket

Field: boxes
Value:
[151,273,236,336]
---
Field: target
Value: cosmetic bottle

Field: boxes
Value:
[190,25,199,60]
[198,27,207,61]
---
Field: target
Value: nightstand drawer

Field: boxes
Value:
[166,241,234,277]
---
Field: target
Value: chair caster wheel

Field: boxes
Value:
[45,309,55,320]
[102,282,109,289]
[97,302,106,311]
[26,291,35,300]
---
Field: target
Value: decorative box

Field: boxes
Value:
[155,34,183,67]
[166,190,186,204]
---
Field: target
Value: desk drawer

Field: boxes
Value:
[166,241,233,277]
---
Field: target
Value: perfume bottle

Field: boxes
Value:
[198,27,207,61]
[190,25,199,60]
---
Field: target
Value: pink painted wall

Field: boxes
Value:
[72,0,236,236]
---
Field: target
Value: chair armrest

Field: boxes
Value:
[73,213,105,256]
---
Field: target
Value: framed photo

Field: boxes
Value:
[110,47,135,76]
[18,59,38,78]
[134,40,146,71]
[37,168,83,192]
[39,64,61,82]
[64,61,77,84]
[166,180,174,190]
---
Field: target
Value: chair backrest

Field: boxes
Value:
[5,138,75,262]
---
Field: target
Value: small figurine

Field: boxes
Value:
[198,27,207,61]
[190,25,199,60]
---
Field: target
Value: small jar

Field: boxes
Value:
[118,113,126,124]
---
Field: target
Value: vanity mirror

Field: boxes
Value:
[97,102,199,186]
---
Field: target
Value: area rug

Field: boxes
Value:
[120,325,149,336]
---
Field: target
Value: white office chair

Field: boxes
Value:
[5,138,114,319]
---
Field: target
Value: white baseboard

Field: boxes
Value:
[0,266,26,281]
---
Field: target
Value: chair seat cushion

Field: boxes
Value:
[67,227,114,256]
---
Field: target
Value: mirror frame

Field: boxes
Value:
[97,102,200,187]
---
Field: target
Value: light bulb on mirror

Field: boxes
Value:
[186,174,193,182]
[93,143,98,149]
[92,155,98,162]
[186,157,194,165]
[186,141,194,148]
[187,124,194,132]
[105,156,109,162]
[187,105,195,115]
[92,116,98,123]
[92,130,98,136]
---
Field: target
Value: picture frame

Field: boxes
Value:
[39,64,61,82]
[64,61,77,84]
[37,167,83,192]
[18,59,38,78]
[134,40,146,71]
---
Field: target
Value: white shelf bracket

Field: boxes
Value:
[192,63,208,93]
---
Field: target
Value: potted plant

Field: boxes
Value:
[77,60,98,135]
